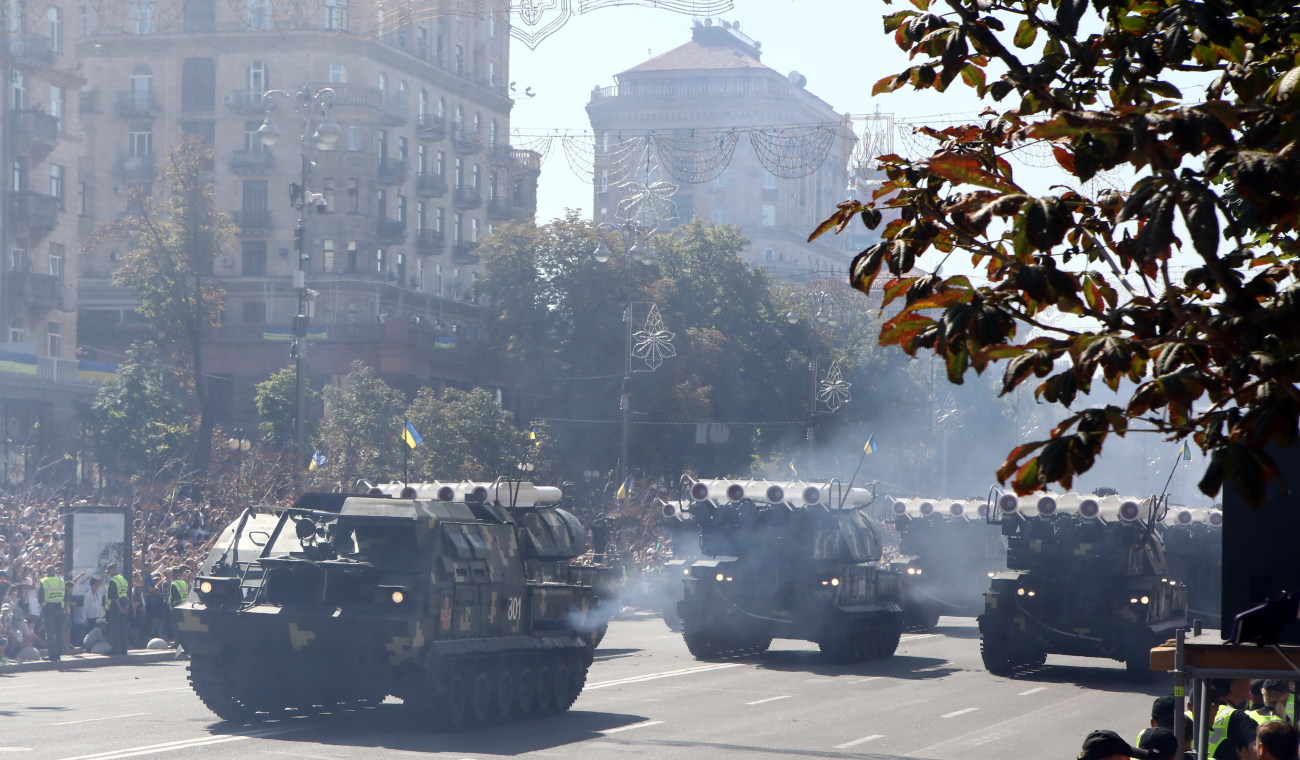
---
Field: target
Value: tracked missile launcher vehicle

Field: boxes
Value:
[886,497,1007,630]
[177,480,605,728]
[1161,507,1223,629]
[673,479,904,662]
[655,499,701,631]
[979,492,1187,680]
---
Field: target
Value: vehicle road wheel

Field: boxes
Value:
[552,660,574,713]
[494,669,514,720]
[516,666,535,717]
[534,664,554,713]
[662,605,682,632]
[682,619,722,661]
[443,671,468,730]
[587,623,607,650]
[188,654,274,723]
[876,618,902,659]
[980,632,1014,676]
[470,670,493,725]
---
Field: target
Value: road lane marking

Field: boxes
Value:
[900,634,936,642]
[848,677,881,684]
[599,721,663,735]
[835,734,883,749]
[587,663,740,689]
[0,749,34,752]
[1018,687,1047,696]
[127,687,189,695]
[0,685,34,690]
[745,695,791,705]
[942,707,979,718]
[55,725,312,760]
[802,677,834,683]
[52,713,149,726]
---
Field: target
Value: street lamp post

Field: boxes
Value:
[787,289,849,477]
[226,428,251,476]
[256,87,340,488]
[592,221,670,507]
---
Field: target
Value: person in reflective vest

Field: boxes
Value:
[1205,678,1262,760]
[105,563,130,656]
[38,566,85,662]
[164,566,190,644]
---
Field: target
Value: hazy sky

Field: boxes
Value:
[507,0,990,223]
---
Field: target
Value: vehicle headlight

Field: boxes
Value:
[199,580,213,595]
[391,590,405,604]
[682,567,690,576]
[716,573,725,582]
[830,577,840,586]
[1140,595,1150,605]
[1017,587,1026,596]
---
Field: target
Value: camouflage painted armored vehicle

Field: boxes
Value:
[177,481,603,727]
[886,497,1007,630]
[675,479,904,662]
[1160,506,1223,629]
[654,499,701,631]
[979,492,1187,680]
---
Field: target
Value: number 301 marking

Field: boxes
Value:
[507,596,522,621]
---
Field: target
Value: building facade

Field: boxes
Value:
[586,19,857,280]
[75,0,537,428]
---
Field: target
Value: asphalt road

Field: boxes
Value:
[3,616,1166,760]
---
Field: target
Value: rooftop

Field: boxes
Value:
[620,19,768,77]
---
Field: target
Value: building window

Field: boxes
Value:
[453,212,463,241]
[396,194,406,223]
[48,85,64,131]
[244,0,271,30]
[11,71,26,110]
[129,123,153,157]
[471,163,480,190]
[470,217,479,242]
[48,243,64,281]
[763,171,777,190]
[78,182,88,216]
[79,5,88,38]
[329,62,346,84]
[324,0,347,31]
[49,165,64,209]
[180,58,216,111]
[241,240,267,275]
[322,239,334,271]
[761,204,776,227]
[435,206,444,233]
[418,89,427,118]
[130,0,156,34]
[348,178,359,212]
[241,301,266,324]
[416,144,426,175]
[764,247,774,262]
[416,201,426,231]
[182,120,215,147]
[247,61,269,95]
[712,208,728,225]
[436,150,446,177]
[375,247,385,273]
[398,136,408,162]
[454,157,463,189]
[47,8,61,53]
[714,170,727,189]
[182,0,215,32]
[346,126,359,151]
[47,322,61,356]
[9,320,24,343]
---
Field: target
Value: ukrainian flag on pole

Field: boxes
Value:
[402,419,424,449]
[616,477,632,499]
[1179,441,1192,461]
[863,434,879,456]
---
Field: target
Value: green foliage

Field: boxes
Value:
[253,368,316,447]
[406,387,545,481]
[309,361,407,488]
[80,343,193,483]
[107,134,237,472]
[816,0,1300,504]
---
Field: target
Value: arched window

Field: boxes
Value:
[437,97,446,119]
[453,104,463,130]
[472,112,480,134]
[397,81,407,110]
[418,89,427,118]
[489,119,498,146]
[378,72,388,100]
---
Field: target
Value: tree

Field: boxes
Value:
[254,368,317,448]
[406,387,544,481]
[109,134,237,473]
[80,342,192,487]
[814,0,1300,504]
[309,361,407,488]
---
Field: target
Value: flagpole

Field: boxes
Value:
[840,445,870,509]
[403,435,410,485]
[1159,447,1185,499]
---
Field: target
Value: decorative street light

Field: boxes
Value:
[226,428,251,476]
[256,86,339,487]
[787,288,851,476]
[592,220,673,506]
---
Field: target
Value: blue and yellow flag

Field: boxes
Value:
[863,434,879,455]
[402,419,424,449]
[309,449,327,470]
[788,461,798,478]
[616,477,632,499]
[1179,441,1192,461]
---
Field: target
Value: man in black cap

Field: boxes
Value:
[1136,727,1183,760]
[1079,729,1152,760]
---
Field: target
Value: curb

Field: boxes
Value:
[0,649,183,674]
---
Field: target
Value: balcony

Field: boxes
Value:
[230,149,275,173]
[11,191,60,234]
[376,218,406,244]
[416,115,447,141]
[233,209,273,234]
[452,187,481,210]
[487,198,524,221]
[308,82,382,111]
[415,229,444,256]
[116,153,157,178]
[453,129,483,155]
[116,91,160,118]
[379,101,408,126]
[7,271,60,312]
[452,241,479,264]
[509,148,542,176]
[377,158,408,185]
[224,89,266,114]
[416,173,448,198]
[488,144,514,167]
[12,110,59,158]
[9,33,54,67]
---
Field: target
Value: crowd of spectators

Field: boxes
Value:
[0,492,230,661]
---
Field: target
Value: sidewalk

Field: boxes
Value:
[0,647,183,674]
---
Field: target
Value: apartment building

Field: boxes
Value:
[75,1,538,427]
[586,19,857,280]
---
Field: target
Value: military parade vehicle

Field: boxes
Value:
[672,478,904,662]
[655,498,701,631]
[1161,506,1223,629]
[886,496,1007,630]
[979,492,1188,680]
[177,480,605,727]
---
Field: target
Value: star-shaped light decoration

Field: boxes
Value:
[631,304,676,371]
[817,358,852,412]
[615,178,680,230]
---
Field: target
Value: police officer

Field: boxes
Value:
[104,562,130,656]
[1204,678,1262,760]
[164,566,189,644]
[38,565,69,661]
